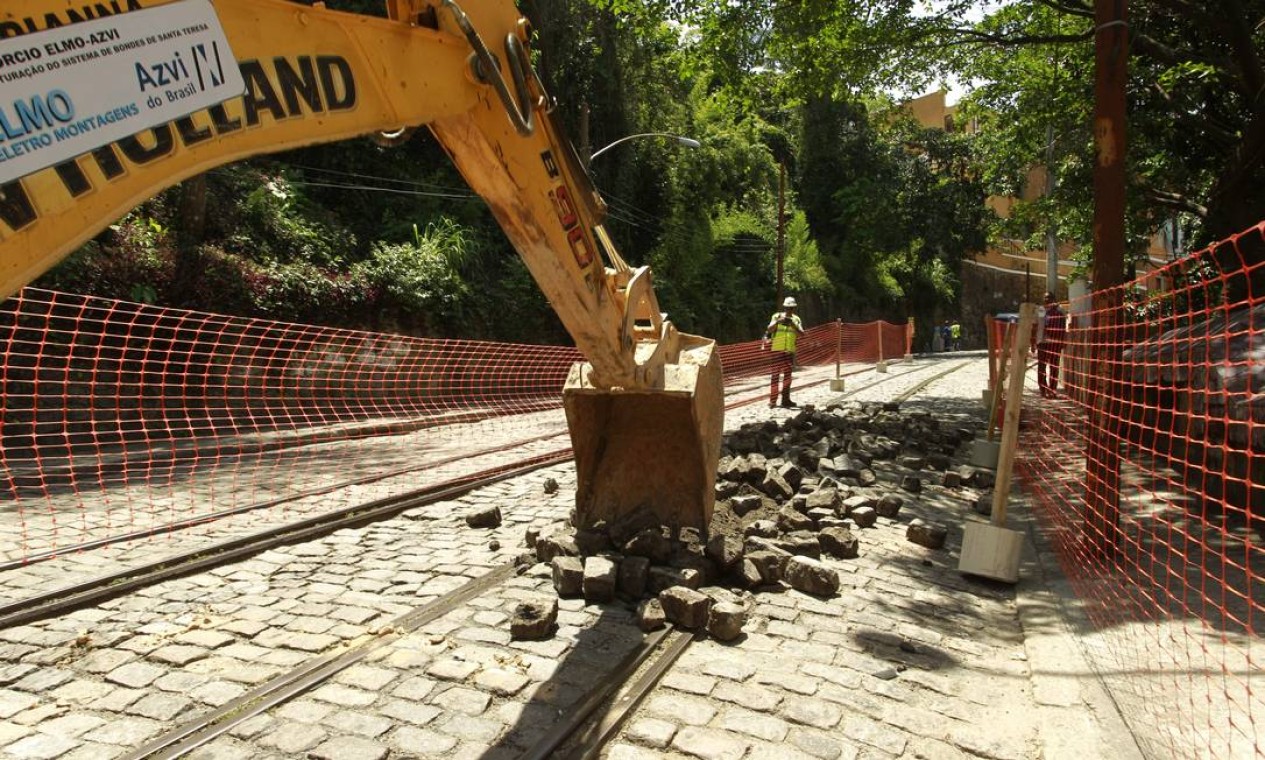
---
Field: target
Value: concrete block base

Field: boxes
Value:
[959,521,1024,583]
[876,361,889,374]
[830,378,846,392]
[982,387,994,408]
[971,439,1000,469]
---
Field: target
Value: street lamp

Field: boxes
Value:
[589,132,701,162]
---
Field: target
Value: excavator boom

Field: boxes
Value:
[0,0,722,532]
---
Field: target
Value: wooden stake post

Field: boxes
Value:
[986,323,1014,442]
[960,303,1036,582]
[830,319,845,391]
[990,303,1037,526]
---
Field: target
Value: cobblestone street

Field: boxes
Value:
[0,357,1146,759]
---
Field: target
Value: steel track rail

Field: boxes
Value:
[0,451,569,629]
[891,361,973,403]
[0,428,573,572]
[123,563,519,760]
[562,629,698,760]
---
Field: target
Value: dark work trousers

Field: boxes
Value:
[769,350,794,404]
[1037,342,1064,395]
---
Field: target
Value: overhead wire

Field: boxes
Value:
[214,164,777,254]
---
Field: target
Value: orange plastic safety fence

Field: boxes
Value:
[1017,223,1264,758]
[0,288,905,564]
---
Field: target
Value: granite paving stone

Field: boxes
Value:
[625,717,677,748]
[2,732,80,760]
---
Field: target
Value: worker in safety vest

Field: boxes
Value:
[950,321,962,351]
[766,296,805,408]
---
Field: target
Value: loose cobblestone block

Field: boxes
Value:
[622,528,671,563]
[637,599,666,632]
[551,556,584,598]
[510,598,558,641]
[705,534,744,570]
[875,493,904,518]
[744,519,779,538]
[648,566,701,593]
[739,559,763,587]
[731,494,763,516]
[805,487,843,512]
[464,505,502,528]
[784,556,840,597]
[852,506,879,528]
[772,532,821,558]
[745,549,790,584]
[761,470,794,500]
[659,587,712,630]
[582,556,618,603]
[806,507,836,526]
[426,658,479,682]
[575,529,612,556]
[818,527,859,559]
[906,519,948,549]
[777,506,815,533]
[617,555,649,598]
[536,534,580,564]
[841,495,874,515]
[707,602,747,642]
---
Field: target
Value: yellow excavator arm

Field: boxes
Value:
[0,0,722,532]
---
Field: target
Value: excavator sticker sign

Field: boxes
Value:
[0,0,244,185]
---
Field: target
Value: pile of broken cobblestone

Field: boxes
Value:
[466,401,997,645]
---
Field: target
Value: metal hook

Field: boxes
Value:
[441,0,537,137]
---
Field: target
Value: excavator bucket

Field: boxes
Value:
[563,332,724,535]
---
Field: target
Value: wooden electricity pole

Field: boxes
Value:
[775,163,787,306]
[1086,0,1127,558]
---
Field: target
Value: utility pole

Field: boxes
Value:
[579,102,591,168]
[1086,0,1127,559]
[775,162,787,305]
[1044,124,1059,297]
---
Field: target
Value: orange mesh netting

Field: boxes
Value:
[0,287,909,564]
[1018,223,1263,758]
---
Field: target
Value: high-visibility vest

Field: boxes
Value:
[767,312,802,353]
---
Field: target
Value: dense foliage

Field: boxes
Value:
[36,0,1259,342]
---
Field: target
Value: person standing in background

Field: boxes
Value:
[1037,291,1067,397]
[950,320,962,351]
[766,297,804,408]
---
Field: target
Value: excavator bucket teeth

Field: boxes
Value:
[563,334,723,535]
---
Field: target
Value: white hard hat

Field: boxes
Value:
[783,297,797,308]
